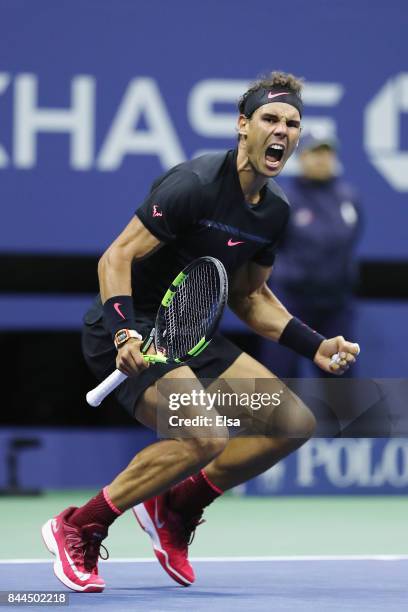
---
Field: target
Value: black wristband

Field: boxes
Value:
[103,295,137,339]
[279,317,326,360]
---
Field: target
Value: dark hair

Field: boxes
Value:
[238,71,304,114]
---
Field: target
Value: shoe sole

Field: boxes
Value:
[132,504,193,587]
[41,519,105,593]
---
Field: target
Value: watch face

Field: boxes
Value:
[117,330,128,344]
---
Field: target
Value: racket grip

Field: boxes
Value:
[86,369,127,407]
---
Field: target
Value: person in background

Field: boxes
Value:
[266,130,362,378]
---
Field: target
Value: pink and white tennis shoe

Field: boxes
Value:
[41,506,108,592]
[133,494,203,587]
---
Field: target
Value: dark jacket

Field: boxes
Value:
[271,176,362,309]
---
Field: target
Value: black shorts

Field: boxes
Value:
[82,296,243,418]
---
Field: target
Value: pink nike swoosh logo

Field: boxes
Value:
[227,239,245,247]
[113,302,126,320]
[268,91,289,100]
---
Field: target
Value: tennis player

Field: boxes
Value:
[41,71,360,592]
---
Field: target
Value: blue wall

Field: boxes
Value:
[2,428,407,495]
[0,428,156,490]
[0,0,407,258]
[0,2,406,377]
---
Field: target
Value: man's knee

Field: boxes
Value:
[185,431,229,466]
[295,404,316,440]
[289,401,316,440]
[269,393,316,441]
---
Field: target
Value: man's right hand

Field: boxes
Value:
[116,339,150,376]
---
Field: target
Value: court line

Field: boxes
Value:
[1,555,408,564]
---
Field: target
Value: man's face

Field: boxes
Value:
[238,102,301,177]
[299,146,336,180]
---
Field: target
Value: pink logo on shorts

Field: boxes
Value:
[152,204,163,217]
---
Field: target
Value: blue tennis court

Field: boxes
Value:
[1,557,407,611]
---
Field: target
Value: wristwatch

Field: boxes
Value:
[114,328,143,350]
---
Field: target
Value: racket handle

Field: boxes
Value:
[86,369,127,407]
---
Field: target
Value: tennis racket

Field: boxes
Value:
[86,256,228,407]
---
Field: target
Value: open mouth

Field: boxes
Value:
[265,144,285,167]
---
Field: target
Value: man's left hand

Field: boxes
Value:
[314,337,360,375]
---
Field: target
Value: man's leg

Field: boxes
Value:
[136,352,315,583]
[170,352,315,509]
[203,352,315,490]
[42,365,228,592]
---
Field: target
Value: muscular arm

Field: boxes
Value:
[229,261,360,375]
[228,261,292,342]
[98,216,161,303]
[97,216,161,375]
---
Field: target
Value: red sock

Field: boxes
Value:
[169,469,223,517]
[70,487,122,529]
